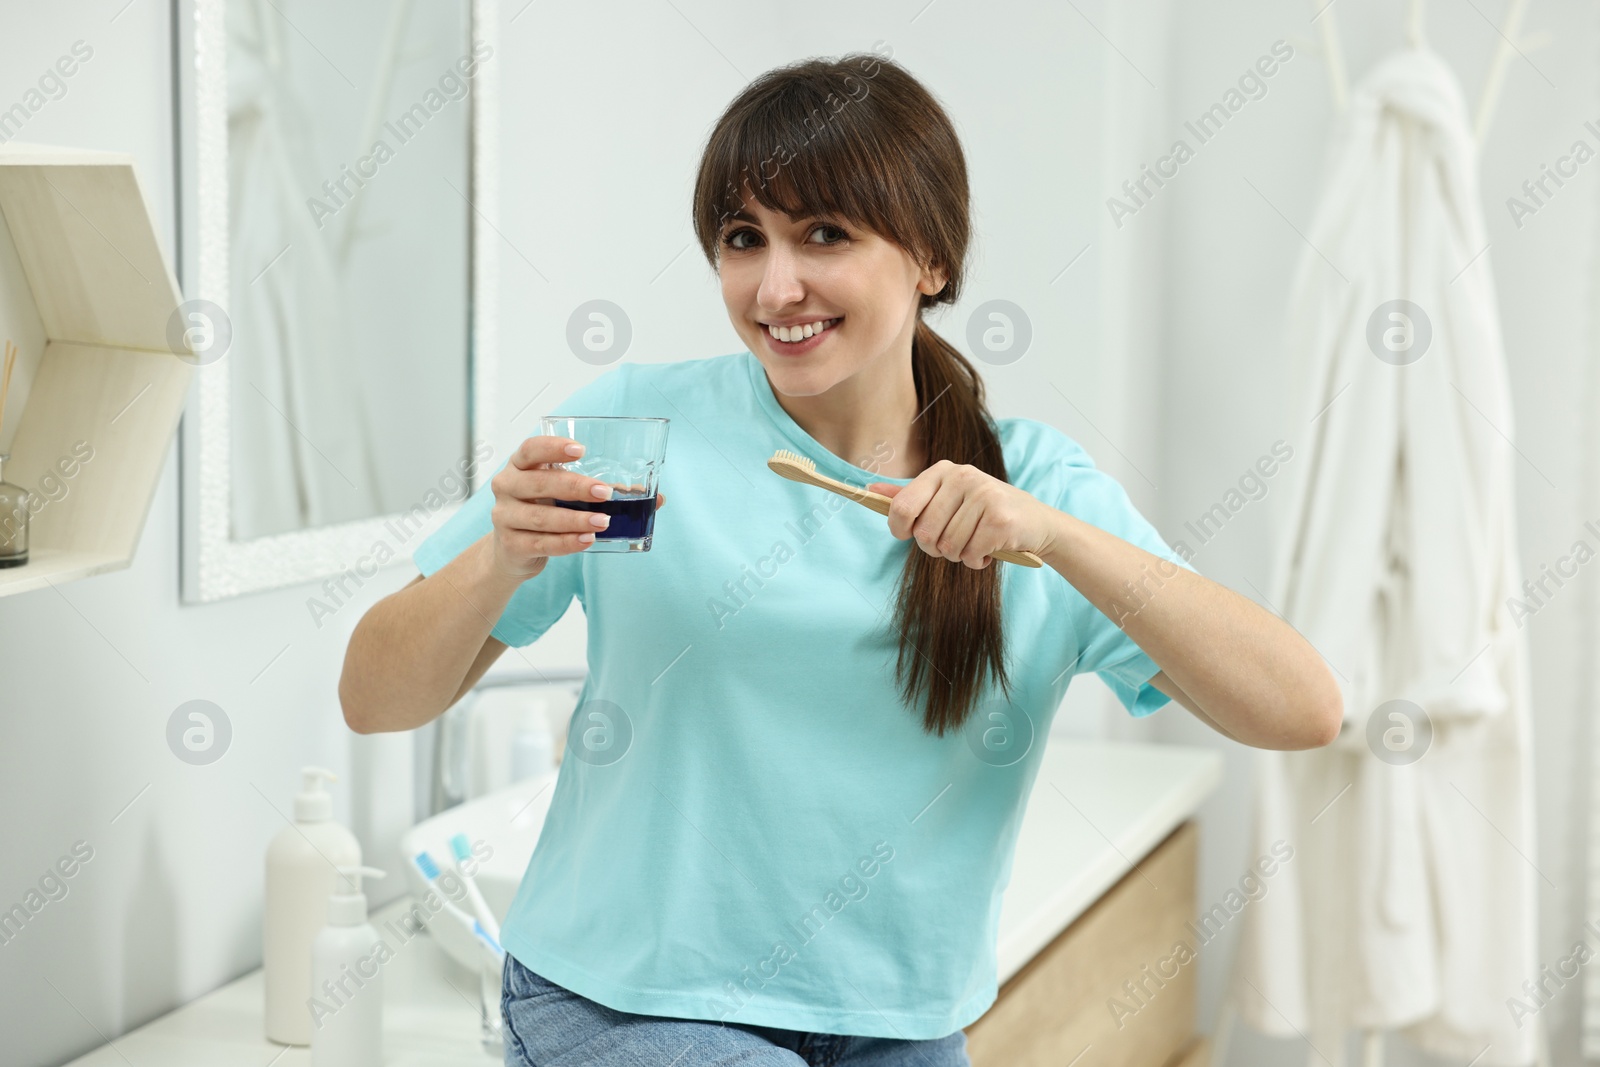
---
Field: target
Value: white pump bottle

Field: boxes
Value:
[310,865,388,1067]
[264,766,362,1045]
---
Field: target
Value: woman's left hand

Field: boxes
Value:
[866,460,1059,569]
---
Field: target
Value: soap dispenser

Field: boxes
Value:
[264,766,362,1046]
[310,865,387,1067]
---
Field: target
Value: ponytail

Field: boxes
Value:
[887,319,1013,735]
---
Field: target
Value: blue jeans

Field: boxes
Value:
[501,951,972,1067]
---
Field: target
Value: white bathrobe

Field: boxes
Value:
[1230,46,1541,1066]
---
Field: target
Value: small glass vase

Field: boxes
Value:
[0,452,30,568]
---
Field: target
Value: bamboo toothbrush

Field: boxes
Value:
[766,448,1044,567]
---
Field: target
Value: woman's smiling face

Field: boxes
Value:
[717,189,945,397]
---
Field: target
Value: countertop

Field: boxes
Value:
[62,739,1220,1066]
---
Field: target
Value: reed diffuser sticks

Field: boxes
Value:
[0,340,15,440]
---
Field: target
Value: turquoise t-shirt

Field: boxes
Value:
[413,350,1197,1038]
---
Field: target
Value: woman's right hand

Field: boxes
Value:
[489,436,667,581]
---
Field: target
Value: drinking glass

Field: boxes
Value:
[480,952,504,1057]
[538,416,669,553]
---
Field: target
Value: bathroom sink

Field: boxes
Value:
[398,769,558,972]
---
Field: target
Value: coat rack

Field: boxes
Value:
[1305,0,1548,145]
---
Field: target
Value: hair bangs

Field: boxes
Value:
[695,59,911,262]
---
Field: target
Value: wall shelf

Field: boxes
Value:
[0,143,192,598]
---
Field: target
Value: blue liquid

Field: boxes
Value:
[554,495,658,540]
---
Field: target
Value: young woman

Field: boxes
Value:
[340,52,1340,1067]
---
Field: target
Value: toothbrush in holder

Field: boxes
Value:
[413,851,503,963]
[449,833,502,945]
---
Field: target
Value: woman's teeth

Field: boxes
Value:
[767,317,841,343]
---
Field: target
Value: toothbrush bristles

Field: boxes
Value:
[773,448,816,471]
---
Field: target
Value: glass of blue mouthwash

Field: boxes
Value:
[538,415,670,552]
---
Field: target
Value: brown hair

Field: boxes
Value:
[690,51,1012,737]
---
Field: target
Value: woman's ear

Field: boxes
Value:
[919,264,948,297]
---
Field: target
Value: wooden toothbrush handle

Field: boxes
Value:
[990,547,1045,568]
[846,487,1044,568]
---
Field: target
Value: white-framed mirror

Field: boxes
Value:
[174,0,499,603]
